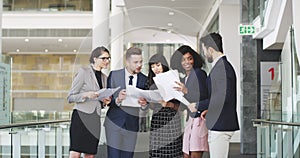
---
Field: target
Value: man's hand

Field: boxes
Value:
[138,97,148,107]
[201,110,208,120]
[102,97,111,106]
[188,103,197,112]
[116,89,126,104]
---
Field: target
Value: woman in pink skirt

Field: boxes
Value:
[171,45,209,158]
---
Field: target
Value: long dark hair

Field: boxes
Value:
[146,53,169,89]
[170,45,205,74]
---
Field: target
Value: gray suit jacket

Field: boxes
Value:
[67,65,107,115]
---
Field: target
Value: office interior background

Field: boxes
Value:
[0,0,299,157]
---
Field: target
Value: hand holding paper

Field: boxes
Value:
[97,87,120,101]
[153,70,190,105]
[126,86,163,103]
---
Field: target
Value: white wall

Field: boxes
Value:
[219,4,241,142]
[293,0,300,59]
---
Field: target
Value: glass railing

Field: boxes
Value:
[0,119,70,158]
[253,26,300,158]
[253,119,300,158]
[11,111,72,124]
[3,0,92,12]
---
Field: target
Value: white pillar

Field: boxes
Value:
[110,0,125,70]
[93,0,110,49]
[219,3,241,143]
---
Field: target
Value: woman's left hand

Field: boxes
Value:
[174,81,188,94]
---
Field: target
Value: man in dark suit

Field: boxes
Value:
[188,33,239,158]
[104,47,148,158]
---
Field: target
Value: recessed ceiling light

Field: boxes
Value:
[169,12,174,16]
[24,38,29,42]
[167,23,173,27]
[167,30,172,33]
[58,39,63,42]
[44,49,48,52]
[73,49,77,52]
[16,49,20,52]
[171,0,175,2]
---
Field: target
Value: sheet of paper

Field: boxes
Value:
[121,95,140,107]
[97,87,120,101]
[126,86,163,103]
[120,86,139,107]
[153,70,183,101]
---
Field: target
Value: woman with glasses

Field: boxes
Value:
[67,46,111,158]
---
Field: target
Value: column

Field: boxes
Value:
[110,0,125,70]
[219,2,242,144]
[240,0,259,154]
[93,0,110,49]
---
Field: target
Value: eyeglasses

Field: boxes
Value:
[98,57,111,61]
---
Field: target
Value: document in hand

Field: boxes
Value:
[121,86,139,107]
[126,86,163,103]
[97,87,120,101]
[153,70,186,102]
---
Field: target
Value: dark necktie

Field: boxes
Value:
[129,75,134,85]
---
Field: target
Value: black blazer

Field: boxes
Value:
[196,56,239,131]
[104,68,147,132]
[183,68,208,118]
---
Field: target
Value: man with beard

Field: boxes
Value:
[104,47,148,158]
[188,32,239,158]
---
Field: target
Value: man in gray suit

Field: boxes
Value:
[104,47,148,158]
[188,33,239,158]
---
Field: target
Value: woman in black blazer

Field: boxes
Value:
[171,45,209,158]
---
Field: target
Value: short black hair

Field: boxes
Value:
[170,45,205,73]
[125,47,142,60]
[200,32,223,53]
[89,46,110,64]
[146,53,169,89]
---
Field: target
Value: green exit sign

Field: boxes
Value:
[239,25,256,35]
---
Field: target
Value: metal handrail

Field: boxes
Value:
[252,119,300,127]
[0,119,70,129]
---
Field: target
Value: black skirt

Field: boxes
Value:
[69,109,101,154]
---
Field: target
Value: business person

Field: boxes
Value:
[189,33,239,158]
[146,53,183,158]
[170,45,209,158]
[104,47,148,158]
[67,46,111,158]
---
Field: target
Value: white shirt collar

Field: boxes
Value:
[212,54,225,68]
[125,68,137,87]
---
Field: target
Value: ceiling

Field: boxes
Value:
[124,0,217,36]
[2,0,218,54]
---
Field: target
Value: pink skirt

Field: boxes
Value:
[182,117,209,154]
